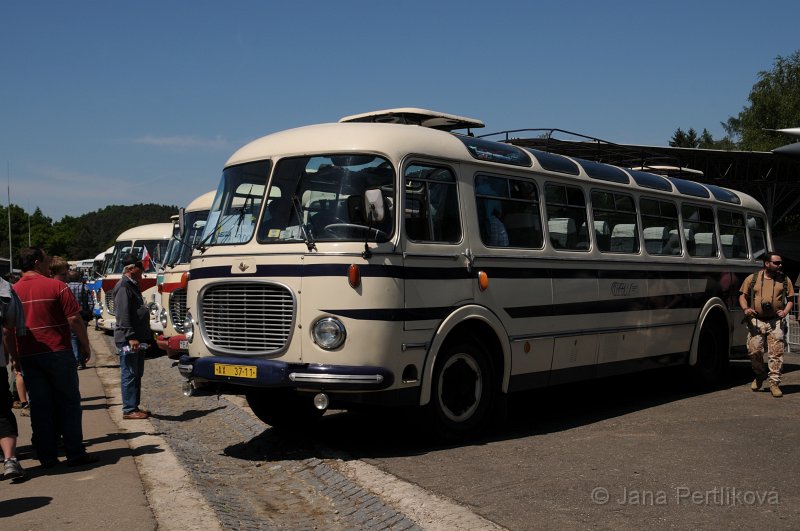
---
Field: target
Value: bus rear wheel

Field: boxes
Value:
[245,389,323,430]
[427,339,495,441]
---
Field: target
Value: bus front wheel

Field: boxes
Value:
[691,314,729,388]
[427,339,496,441]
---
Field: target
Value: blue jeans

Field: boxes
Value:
[71,332,81,364]
[116,342,145,414]
[19,350,86,463]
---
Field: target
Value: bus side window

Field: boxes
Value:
[545,183,588,251]
[682,204,717,258]
[405,164,461,243]
[592,190,639,254]
[747,214,766,260]
[474,175,542,249]
[719,210,748,259]
[640,198,680,256]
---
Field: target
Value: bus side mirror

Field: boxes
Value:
[178,207,186,236]
[364,189,385,223]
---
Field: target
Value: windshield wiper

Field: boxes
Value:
[292,194,316,251]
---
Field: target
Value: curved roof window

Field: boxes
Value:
[666,177,710,199]
[576,158,630,184]
[704,184,741,204]
[458,136,532,167]
[526,148,580,175]
[628,170,673,191]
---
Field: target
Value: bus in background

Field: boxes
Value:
[177,108,770,440]
[99,223,173,334]
[156,190,214,359]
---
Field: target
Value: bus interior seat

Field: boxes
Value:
[548,218,576,249]
[610,224,637,252]
[504,211,536,247]
[662,230,682,255]
[643,226,669,254]
[682,228,696,255]
[694,232,715,256]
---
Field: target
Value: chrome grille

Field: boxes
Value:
[169,288,187,332]
[201,282,294,353]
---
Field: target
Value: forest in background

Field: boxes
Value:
[0,203,178,262]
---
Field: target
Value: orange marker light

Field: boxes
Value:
[348,264,361,289]
[478,270,489,291]
[180,271,189,289]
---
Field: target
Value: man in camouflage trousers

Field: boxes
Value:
[739,251,794,398]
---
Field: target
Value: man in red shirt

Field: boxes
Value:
[13,248,97,468]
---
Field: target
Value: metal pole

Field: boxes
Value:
[6,162,11,274]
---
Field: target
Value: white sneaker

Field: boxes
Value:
[4,458,25,479]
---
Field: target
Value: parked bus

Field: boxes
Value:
[99,223,173,333]
[178,108,769,439]
[156,191,214,359]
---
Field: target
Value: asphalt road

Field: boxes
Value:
[121,330,800,530]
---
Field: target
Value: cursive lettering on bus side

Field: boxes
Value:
[610,281,639,297]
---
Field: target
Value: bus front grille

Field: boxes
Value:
[200,282,294,353]
[169,288,187,332]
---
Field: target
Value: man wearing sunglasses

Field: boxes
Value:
[739,252,794,397]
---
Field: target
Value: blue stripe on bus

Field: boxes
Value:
[188,263,754,281]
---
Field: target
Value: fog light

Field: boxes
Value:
[313,393,329,411]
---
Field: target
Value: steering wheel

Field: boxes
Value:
[323,223,389,240]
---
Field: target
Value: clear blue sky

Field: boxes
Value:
[2,0,798,220]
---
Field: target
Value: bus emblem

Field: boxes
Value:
[610,282,639,297]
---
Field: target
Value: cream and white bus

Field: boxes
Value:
[100,223,173,333]
[178,108,768,439]
[156,191,214,358]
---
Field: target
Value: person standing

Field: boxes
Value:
[12,247,98,468]
[739,251,795,398]
[1,275,27,479]
[66,270,91,369]
[112,255,152,420]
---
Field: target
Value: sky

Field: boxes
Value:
[2,0,798,221]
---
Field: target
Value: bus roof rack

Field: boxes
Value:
[339,108,484,132]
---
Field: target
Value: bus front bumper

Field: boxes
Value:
[178,355,394,391]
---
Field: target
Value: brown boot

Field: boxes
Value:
[751,378,764,392]
[770,384,783,398]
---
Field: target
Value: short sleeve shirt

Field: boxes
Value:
[739,271,795,319]
[13,273,80,356]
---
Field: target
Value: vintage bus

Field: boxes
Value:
[156,191,214,358]
[99,223,173,333]
[178,108,768,439]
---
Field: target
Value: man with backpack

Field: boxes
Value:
[739,251,795,397]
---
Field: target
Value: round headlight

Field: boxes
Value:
[159,308,168,328]
[183,311,194,342]
[312,317,346,350]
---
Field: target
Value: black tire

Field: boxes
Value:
[427,339,496,441]
[691,315,729,388]
[245,389,323,430]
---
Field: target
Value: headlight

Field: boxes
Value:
[159,308,168,328]
[148,302,160,318]
[312,317,346,349]
[184,311,194,342]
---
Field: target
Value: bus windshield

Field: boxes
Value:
[166,210,210,265]
[201,155,395,246]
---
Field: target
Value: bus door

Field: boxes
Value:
[401,163,472,332]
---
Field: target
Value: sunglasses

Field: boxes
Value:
[770,261,783,265]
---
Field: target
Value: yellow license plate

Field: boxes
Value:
[214,363,257,379]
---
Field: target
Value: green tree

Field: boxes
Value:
[723,50,800,151]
